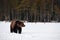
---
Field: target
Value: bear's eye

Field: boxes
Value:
[22,23,25,26]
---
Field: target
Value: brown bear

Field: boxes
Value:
[10,19,25,34]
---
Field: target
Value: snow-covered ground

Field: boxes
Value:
[0,21,60,40]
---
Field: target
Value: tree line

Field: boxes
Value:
[0,0,60,22]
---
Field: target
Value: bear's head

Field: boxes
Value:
[15,21,25,27]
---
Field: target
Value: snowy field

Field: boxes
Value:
[0,21,60,40]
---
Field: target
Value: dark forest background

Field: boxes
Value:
[0,0,60,22]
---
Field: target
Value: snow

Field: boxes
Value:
[0,21,60,40]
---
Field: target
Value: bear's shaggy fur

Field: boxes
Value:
[10,20,25,34]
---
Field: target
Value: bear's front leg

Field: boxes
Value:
[14,29,17,33]
[13,27,17,33]
[18,27,22,34]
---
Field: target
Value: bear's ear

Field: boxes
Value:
[15,21,20,24]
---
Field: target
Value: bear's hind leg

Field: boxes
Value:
[10,27,13,33]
